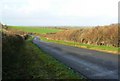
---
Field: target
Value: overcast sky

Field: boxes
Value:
[0,0,119,26]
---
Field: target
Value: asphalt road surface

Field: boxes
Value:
[33,37,119,79]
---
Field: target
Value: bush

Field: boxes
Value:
[2,33,25,79]
[45,24,119,47]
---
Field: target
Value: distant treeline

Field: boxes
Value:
[45,24,119,47]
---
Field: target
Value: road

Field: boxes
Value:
[33,37,119,79]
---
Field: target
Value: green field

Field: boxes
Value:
[41,37,119,54]
[8,26,119,54]
[9,26,61,34]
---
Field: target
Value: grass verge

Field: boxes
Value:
[3,36,85,79]
[40,37,119,54]
[26,38,85,79]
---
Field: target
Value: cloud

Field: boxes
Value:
[1,0,119,26]
[54,0,118,17]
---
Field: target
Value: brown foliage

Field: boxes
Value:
[45,24,119,47]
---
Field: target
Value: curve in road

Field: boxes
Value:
[33,37,119,79]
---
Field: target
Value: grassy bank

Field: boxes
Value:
[41,37,119,54]
[9,26,61,34]
[26,38,85,79]
[3,34,85,79]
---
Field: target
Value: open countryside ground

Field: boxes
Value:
[9,26,61,34]
[41,37,119,54]
[3,25,119,80]
[10,26,119,54]
[2,28,85,79]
